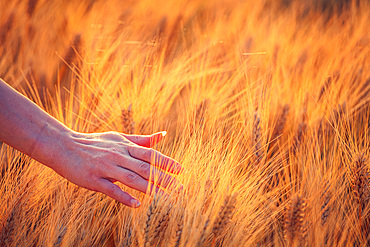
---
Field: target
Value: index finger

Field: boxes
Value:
[97,178,141,207]
[127,145,183,174]
[121,131,166,148]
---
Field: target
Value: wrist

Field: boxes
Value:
[29,120,74,172]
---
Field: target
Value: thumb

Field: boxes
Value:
[122,131,167,148]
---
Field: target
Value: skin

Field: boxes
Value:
[0,78,183,208]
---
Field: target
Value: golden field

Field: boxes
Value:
[0,0,369,246]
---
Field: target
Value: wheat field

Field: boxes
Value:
[0,0,369,246]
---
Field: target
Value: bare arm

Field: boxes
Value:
[0,78,182,207]
[0,79,72,167]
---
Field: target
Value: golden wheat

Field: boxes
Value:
[252,112,263,164]
[211,193,237,247]
[284,194,306,246]
[0,0,369,246]
[121,104,135,134]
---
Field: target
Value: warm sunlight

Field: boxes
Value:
[0,0,369,246]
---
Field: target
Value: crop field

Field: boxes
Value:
[0,0,369,246]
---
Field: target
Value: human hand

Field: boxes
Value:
[0,79,182,208]
[50,130,182,208]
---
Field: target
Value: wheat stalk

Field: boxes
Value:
[272,104,290,142]
[173,214,184,247]
[284,194,306,246]
[164,15,183,64]
[54,223,67,247]
[295,122,307,150]
[26,0,38,18]
[321,183,331,226]
[349,153,369,204]
[84,0,97,15]
[0,206,17,246]
[348,152,369,235]
[252,112,263,164]
[152,206,171,246]
[133,219,145,247]
[121,104,135,134]
[331,102,346,124]
[292,106,308,157]
[63,34,82,66]
[143,195,172,246]
[211,193,237,247]
[196,218,210,247]
[317,101,347,142]
[58,34,83,83]
[144,201,157,246]
[354,78,370,108]
[153,16,168,40]
[195,99,209,128]
[0,12,15,44]
[201,178,214,214]
[318,74,337,102]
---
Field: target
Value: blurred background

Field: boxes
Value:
[0,0,369,246]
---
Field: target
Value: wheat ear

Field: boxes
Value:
[0,12,15,44]
[321,183,331,226]
[348,152,369,233]
[121,104,135,134]
[152,206,171,246]
[63,34,82,66]
[144,195,162,247]
[252,112,263,164]
[26,0,38,18]
[272,104,290,142]
[195,99,209,127]
[174,214,184,247]
[58,34,82,82]
[320,181,331,245]
[0,206,17,246]
[164,15,183,64]
[284,194,306,246]
[292,107,308,158]
[211,193,237,247]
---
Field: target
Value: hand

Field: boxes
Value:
[0,79,182,208]
[51,130,183,208]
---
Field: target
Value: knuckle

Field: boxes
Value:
[126,145,134,155]
[109,147,128,160]
[125,172,138,183]
[119,144,130,154]
[143,148,152,159]
[98,162,112,175]
[88,179,100,192]
[105,184,118,196]
[138,162,150,178]
[102,132,116,140]
[110,147,121,156]
[86,165,100,178]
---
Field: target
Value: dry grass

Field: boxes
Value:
[0,0,369,246]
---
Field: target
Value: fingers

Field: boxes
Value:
[122,131,167,148]
[127,145,183,174]
[123,157,181,189]
[97,179,141,207]
[109,166,163,195]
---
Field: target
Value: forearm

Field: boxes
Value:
[0,79,72,168]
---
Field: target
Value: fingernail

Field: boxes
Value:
[160,131,167,136]
[130,199,141,207]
